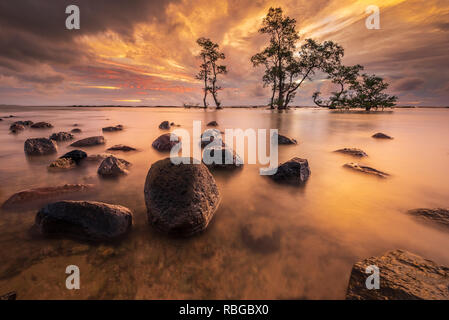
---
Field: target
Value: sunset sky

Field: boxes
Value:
[0,0,448,106]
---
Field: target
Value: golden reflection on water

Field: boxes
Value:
[0,106,448,299]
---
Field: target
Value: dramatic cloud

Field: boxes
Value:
[0,0,448,106]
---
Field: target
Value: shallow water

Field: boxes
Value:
[0,106,448,299]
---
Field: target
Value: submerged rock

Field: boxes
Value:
[344,163,389,178]
[9,123,25,133]
[151,133,181,152]
[102,124,123,132]
[85,153,112,162]
[407,208,449,229]
[270,157,311,184]
[202,145,243,169]
[24,138,57,156]
[335,148,368,157]
[241,218,281,254]
[71,128,82,133]
[107,144,137,152]
[346,249,449,300]
[159,121,171,130]
[60,150,87,164]
[0,291,16,300]
[144,157,220,236]
[48,158,76,170]
[31,121,53,129]
[71,136,105,147]
[34,200,133,241]
[206,121,218,127]
[50,132,74,142]
[272,132,297,145]
[97,156,131,177]
[372,132,393,139]
[1,184,95,209]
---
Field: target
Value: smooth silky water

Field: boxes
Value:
[0,106,448,299]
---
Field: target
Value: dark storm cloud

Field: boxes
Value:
[394,78,424,91]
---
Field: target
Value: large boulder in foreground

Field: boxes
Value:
[97,156,131,177]
[407,208,449,229]
[372,132,393,139]
[71,136,105,147]
[270,157,310,184]
[1,184,95,210]
[272,132,297,145]
[24,138,58,156]
[34,200,133,241]
[335,148,367,157]
[151,133,181,152]
[346,249,449,300]
[50,132,74,142]
[144,157,220,236]
[344,163,389,178]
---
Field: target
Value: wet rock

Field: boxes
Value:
[12,120,33,127]
[1,184,95,209]
[270,157,311,184]
[71,136,105,147]
[9,123,25,133]
[407,208,449,229]
[335,148,368,157]
[34,200,133,241]
[85,153,112,162]
[159,121,171,130]
[48,158,76,170]
[151,133,181,152]
[71,128,82,133]
[346,249,449,300]
[201,129,223,148]
[241,218,281,254]
[102,124,123,132]
[97,156,131,177]
[344,163,389,178]
[372,132,393,139]
[107,144,137,152]
[202,145,243,169]
[49,132,74,142]
[0,291,16,300]
[31,121,53,129]
[144,157,220,236]
[206,121,218,127]
[60,150,87,164]
[24,138,58,156]
[272,132,297,145]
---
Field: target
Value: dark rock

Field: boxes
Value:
[12,120,33,126]
[151,133,181,152]
[144,157,220,236]
[159,121,171,130]
[107,144,137,152]
[335,148,368,157]
[34,200,133,241]
[31,122,53,129]
[201,129,223,148]
[407,208,449,229]
[97,156,131,177]
[9,123,25,133]
[24,138,58,156]
[346,249,449,300]
[1,184,95,209]
[48,158,76,170]
[270,157,311,184]
[0,291,16,300]
[241,218,281,254]
[60,150,87,164]
[102,125,123,132]
[50,132,74,142]
[202,145,243,169]
[71,136,105,147]
[344,163,389,178]
[206,121,218,127]
[71,128,82,133]
[272,132,297,145]
[372,132,393,139]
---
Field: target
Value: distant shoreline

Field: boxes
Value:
[0,105,448,109]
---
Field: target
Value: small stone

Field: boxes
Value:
[335,148,368,157]
[102,125,123,132]
[152,133,181,152]
[407,208,449,229]
[159,121,171,130]
[107,144,137,152]
[71,136,105,147]
[270,157,311,184]
[50,132,74,142]
[206,121,218,127]
[71,128,82,133]
[344,163,389,178]
[31,122,53,129]
[48,158,77,170]
[272,132,297,145]
[97,156,131,177]
[372,132,393,139]
[24,138,58,156]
